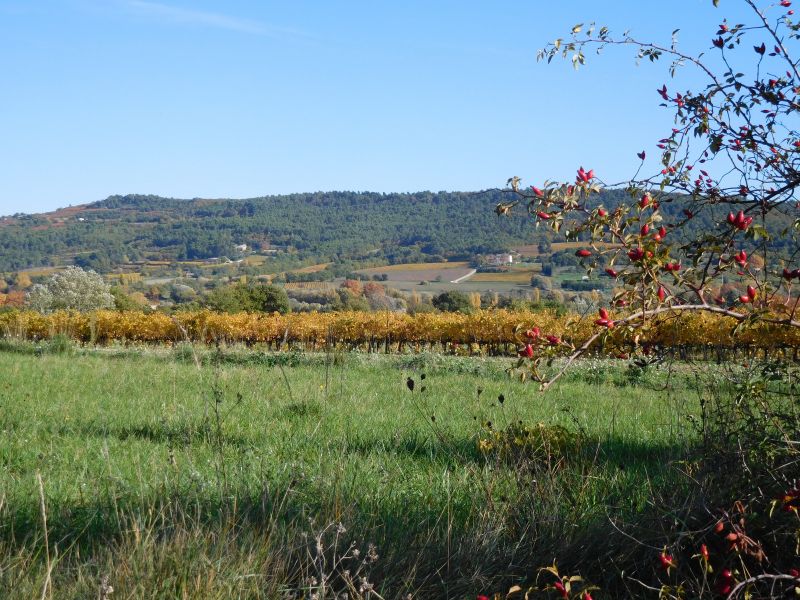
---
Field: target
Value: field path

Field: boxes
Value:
[450,269,476,283]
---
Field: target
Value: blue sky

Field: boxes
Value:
[0,1,756,215]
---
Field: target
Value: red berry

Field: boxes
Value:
[700,544,709,561]
[628,248,645,261]
[576,249,592,258]
[553,581,568,599]
[716,581,732,595]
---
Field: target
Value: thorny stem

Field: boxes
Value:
[744,0,800,81]
[539,303,800,390]
[728,572,800,598]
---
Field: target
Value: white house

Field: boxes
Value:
[485,254,513,266]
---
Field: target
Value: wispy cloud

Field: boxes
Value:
[126,1,309,38]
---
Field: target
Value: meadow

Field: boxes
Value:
[0,342,703,599]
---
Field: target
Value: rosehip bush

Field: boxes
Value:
[491,2,800,597]
[500,0,800,389]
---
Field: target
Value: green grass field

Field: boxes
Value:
[0,345,703,598]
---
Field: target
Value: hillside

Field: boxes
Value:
[0,191,540,273]
[1,190,795,275]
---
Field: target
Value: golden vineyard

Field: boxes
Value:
[0,309,798,354]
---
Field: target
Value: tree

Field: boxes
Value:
[362,282,386,298]
[432,290,473,313]
[27,266,114,313]
[204,283,290,314]
[170,284,198,304]
[110,286,144,311]
[530,274,551,290]
[537,239,552,254]
[249,284,291,314]
[14,272,32,290]
[498,0,800,389]
[340,279,363,296]
[0,291,25,308]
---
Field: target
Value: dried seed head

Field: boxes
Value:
[367,543,379,563]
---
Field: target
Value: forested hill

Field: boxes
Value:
[0,189,794,273]
[0,190,541,272]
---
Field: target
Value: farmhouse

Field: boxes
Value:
[484,253,513,266]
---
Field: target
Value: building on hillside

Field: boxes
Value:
[484,253,513,266]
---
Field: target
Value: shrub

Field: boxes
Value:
[27,266,114,313]
[432,291,473,314]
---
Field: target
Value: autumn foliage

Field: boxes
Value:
[1,308,799,353]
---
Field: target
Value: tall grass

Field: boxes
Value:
[0,348,698,598]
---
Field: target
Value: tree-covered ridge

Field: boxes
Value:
[0,189,795,273]
[0,191,537,272]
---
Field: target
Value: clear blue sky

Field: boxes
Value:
[0,0,755,215]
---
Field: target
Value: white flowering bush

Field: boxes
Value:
[27,266,114,313]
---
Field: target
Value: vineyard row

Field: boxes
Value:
[0,309,799,355]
